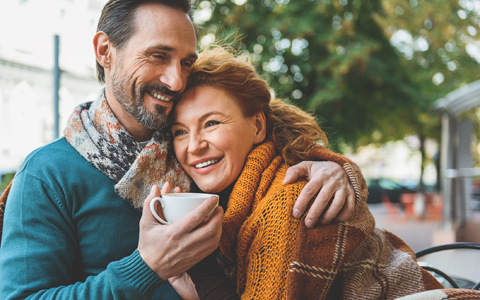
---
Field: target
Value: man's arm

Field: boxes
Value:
[0,174,222,300]
[0,171,162,300]
[284,146,368,228]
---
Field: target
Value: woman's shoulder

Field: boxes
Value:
[248,164,307,216]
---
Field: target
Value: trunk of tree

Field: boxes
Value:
[418,134,426,193]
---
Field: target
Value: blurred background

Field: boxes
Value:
[1,0,480,253]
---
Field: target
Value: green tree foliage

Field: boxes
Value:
[376,0,480,187]
[194,0,480,186]
[195,0,421,152]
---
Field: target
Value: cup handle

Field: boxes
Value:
[150,197,170,225]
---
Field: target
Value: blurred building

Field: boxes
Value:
[434,80,480,244]
[0,0,106,171]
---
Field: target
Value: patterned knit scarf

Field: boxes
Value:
[63,90,191,209]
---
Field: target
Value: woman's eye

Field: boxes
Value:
[206,121,220,127]
[173,129,187,137]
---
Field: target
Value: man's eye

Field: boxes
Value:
[182,61,193,68]
[153,54,165,60]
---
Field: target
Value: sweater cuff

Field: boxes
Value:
[117,249,165,295]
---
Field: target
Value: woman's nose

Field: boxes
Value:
[188,134,208,154]
[159,63,183,92]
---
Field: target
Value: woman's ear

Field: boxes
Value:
[93,32,112,69]
[253,111,267,144]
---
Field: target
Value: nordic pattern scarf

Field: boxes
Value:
[63,90,191,209]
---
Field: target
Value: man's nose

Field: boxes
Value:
[160,63,183,92]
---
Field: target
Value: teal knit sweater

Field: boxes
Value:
[0,138,180,299]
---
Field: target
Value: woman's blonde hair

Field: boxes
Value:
[187,46,328,165]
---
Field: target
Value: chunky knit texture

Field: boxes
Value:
[219,142,476,299]
[63,90,190,209]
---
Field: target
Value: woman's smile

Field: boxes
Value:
[191,157,223,174]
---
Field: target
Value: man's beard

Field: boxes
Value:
[110,65,180,132]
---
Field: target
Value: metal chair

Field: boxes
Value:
[416,242,480,290]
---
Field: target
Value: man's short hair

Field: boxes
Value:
[96,0,193,84]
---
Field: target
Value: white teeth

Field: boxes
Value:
[152,92,171,102]
[195,158,220,169]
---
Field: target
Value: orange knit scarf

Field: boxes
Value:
[219,142,445,299]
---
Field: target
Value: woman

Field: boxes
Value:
[167,46,444,299]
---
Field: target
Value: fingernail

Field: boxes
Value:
[283,175,291,184]
[162,182,168,190]
[150,185,156,195]
[293,209,301,218]
[306,219,314,228]
[320,219,328,225]
[172,187,180,192]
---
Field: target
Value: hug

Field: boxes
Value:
[1,0,478,299]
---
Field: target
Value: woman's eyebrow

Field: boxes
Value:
[171,111,225,127]
[198,111,224,122]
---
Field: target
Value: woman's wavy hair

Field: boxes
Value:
[187,46,328,165]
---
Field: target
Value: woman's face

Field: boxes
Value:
[172,86,266,193]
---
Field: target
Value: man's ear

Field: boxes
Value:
[93,31,112,69]
[253,111,267,144]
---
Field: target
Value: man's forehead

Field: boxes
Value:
[131,3,197,53]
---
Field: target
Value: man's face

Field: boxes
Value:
[109,3,197,131]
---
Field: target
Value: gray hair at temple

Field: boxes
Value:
[95,0,193,84]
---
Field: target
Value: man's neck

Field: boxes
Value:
[104,86,155,142]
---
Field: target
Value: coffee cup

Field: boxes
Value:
[150,193,219,225]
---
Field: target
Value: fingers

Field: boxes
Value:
[315,190,346,225]
[161,182,171,195]
[177,196,220,232]
[333,192,355,222]
[302,183,335,227]
[283,161,310,185]
[141,185,162,225]
[292,178,323,219]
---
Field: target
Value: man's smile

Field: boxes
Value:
[150,91,172,102]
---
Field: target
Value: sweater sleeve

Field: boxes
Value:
[0,169,163,300]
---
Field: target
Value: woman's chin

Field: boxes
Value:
[197,182,228,194]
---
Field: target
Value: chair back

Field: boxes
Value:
[416,242,480,290]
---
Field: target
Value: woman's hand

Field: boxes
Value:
[283,161,355,227]
[168,273,200,300]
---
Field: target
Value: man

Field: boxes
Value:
[0,0,362,299]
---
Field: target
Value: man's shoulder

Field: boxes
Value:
[17,137,94,178]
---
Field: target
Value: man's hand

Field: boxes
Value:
[138,184,223,280]
[283,161,355,227]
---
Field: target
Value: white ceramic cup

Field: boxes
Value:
[149,193,219,225]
